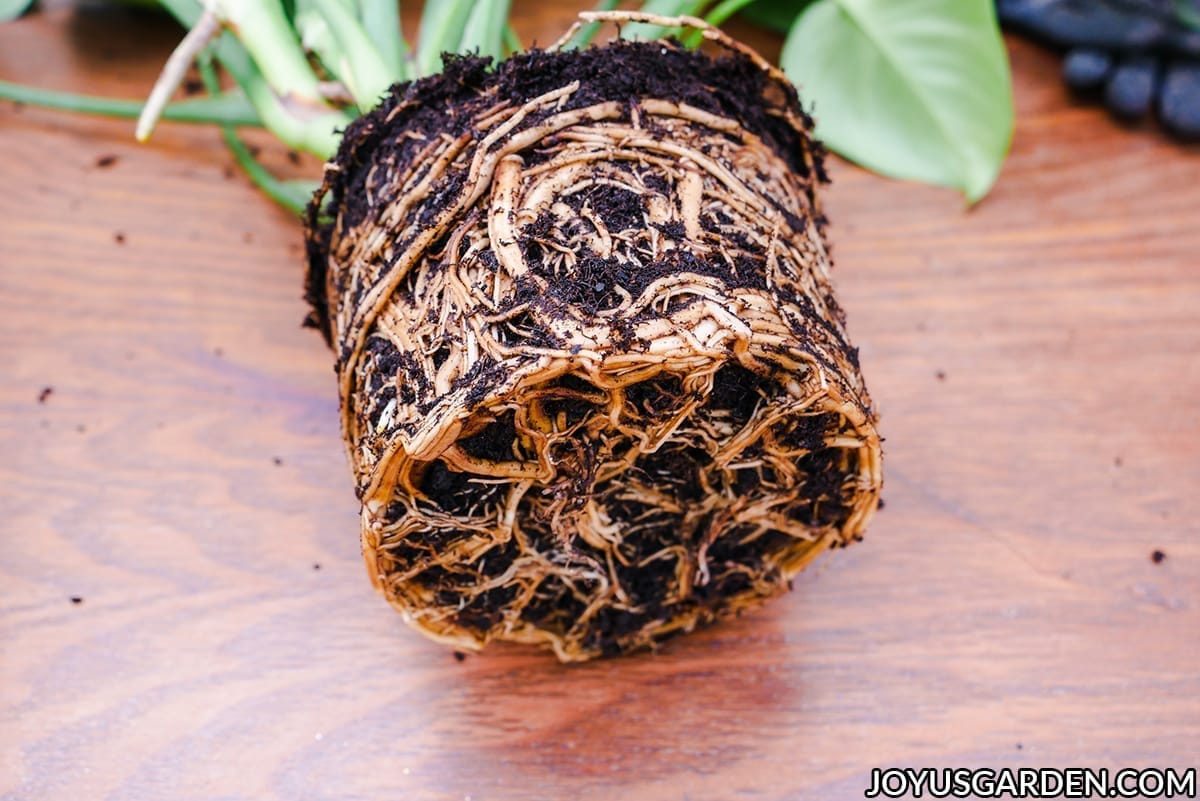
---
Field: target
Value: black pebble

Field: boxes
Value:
[1063,48,1114,91]
[1151,549,1166,564]
[70,596,83,604]
[1105,55,1159,119]
[453,651,467,662]
[997,0,1166,50]
[1159,60,1200,141]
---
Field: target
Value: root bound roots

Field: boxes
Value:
[306,19,882,661]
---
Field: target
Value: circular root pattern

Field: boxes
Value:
[305,23,882,661]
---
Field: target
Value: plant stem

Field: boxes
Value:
[158,0,350,157]
[502,24,522,56]
[137,7,222,141]
[199,56,314,215]
[415,0,476,76]
[678,0,754,47]
[459,0,513,63]
[620,0,709,42]
[306,0,395,107]
[563,0,621,50]
[360,0,410,78]
[214,0,326,106]
[0,80,262,127]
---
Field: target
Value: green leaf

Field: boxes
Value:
[0,0,35,22]
[780,0,1013,202]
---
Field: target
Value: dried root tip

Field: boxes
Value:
[306,26,881,662]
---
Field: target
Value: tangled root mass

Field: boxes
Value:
[306,34,882,661]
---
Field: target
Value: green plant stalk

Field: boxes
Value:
[0,80,262,127]
[213,30,348,157]
[415,0,476,76]
[198,56,316,215]
[741,0,811,34]
[459,0,513,64]
[502,24,523,57]
[214,0,326,105]
[564,0,622,50]
[158,0,350,157]
[621,0,710,41]
[307,0,396,107]
[359,0,409,77]
[680,0,756,46]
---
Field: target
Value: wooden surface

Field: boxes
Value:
[2,4,1198,800]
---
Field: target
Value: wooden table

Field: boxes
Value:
[2,4,1197,799]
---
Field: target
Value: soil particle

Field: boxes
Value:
[37,386,53,404]
[1151,549,1166,564]
[70,596,83,605]
[114,232,126,244]
[94,154,118,169]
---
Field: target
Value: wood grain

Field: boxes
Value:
[2,3,1198,800]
